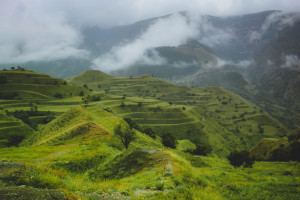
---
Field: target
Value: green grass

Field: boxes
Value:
[0,69,297,199]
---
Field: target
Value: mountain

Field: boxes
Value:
[247,21,300,128]
[1,10,299,129]
[0,69,299,200]
[67,70,288,156]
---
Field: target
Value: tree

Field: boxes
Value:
[82,95,92,107]
[79,91,84,96]
[123,118,142,132]
[161,132,177,149]
[114,124,136,150]
[192,143,212,156]
[143,127,156,139]
[227,150,254,168]
[53,93,63,99]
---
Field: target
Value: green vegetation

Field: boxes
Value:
[0,69,298,199]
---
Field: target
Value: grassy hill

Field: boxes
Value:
[0,105,299,199]
[0,69,89,100]
[0,69,298,199]
[0,109,34,147]
[67,70,288,156]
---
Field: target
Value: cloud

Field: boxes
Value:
[92,13,199,72]
[0,1,88,64]
[1,0,299,65]
[282,55,300,68]
[217,59,254,68]
[196,17,234,47]
[249,11,300,42]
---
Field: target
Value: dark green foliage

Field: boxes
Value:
[82,95,92,107]
[114,124,136,150]
[53,93,63,99]
[120,102,126,107]
[192,143,212,156]
[91,95,101,101]
[161,132,177,149]
[6,133,26,146]
[83,84,88,89]
[63,81,67,85]
[43,112,56,123]
[79,90,84,96]
[0,92,18,99]
[269,141,300,161]
[0,76,7,84]
[103,107,113,113]
[227,150,254,168]
[143,127,156,139]
[7,110,55,128]
[123,118,143,132]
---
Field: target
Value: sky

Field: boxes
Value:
[0,0,300,66]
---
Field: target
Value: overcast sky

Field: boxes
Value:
[0,0,299,65]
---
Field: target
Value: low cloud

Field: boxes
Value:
[282,54,300,68]
[249,11,300,42]
[197,17,234,47]
[92,13,199,72]
[217,59,254,68]
[0,1,88,64]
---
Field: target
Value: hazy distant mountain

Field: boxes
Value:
[2,10,299,128]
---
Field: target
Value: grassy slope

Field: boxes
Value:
[0,109,34,147]
[0,70,89,100]
[0,69,297,199]
[68,70,288,156]
[0,106,299,200]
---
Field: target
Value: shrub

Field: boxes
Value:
[123,118,143,132]
[143,127,156,139]
[227,150,254,168]
[79,91,84,96]
[161,132,177,149]
[53,93,63,99]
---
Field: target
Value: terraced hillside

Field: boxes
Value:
[0,69,89,114]
[0,106,298,200]
[68,70,288,156]
[0,109,34,147]
[0,69,88,100]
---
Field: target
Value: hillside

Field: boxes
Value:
[0,105,299,199]
[67,70,288,156]
[0,69,298,199]
[0,69,89,100]
[247,21,300,128]
[0,109,34,147]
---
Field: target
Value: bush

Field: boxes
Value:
[53,93,63,99]
[227,150,254,168]
[79,91,84,96]
[124,118,143,132]
[161,132,177,149]
[143,127,156,139]
[192,143,212,156]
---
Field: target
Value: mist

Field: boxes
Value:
[1,0,299,67]
[249,11,300,42]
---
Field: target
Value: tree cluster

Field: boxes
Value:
[227,150,255,168]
